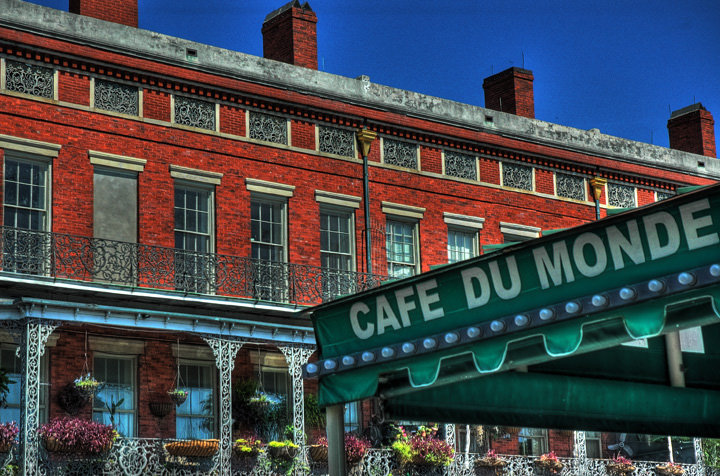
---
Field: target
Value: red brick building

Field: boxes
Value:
[0,0,716,474]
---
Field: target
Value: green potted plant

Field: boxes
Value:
[74,373,102,398]
[0,422,19,453]
[391,426,454,469]
[233,435,264,459]
[167,388,188,406]
[267,440,299,461]
[38,417,116,455]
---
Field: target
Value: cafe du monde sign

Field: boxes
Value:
[307,186,720,382]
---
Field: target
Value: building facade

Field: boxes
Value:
[0,0,717,474]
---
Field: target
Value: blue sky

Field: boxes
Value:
[27,0,720,150]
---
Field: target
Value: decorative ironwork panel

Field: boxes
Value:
[202,336,243,476]
[445,424,456,449]
[0,226,385,306]
[5,60,54,98]
[174,95,216,130]
[249,112,288,144]
[444,150,476,180]
[319,126,355,158]
[94,79,139,115]
[556,173,586,201]
[279,345,316,448]
[503,163,533,191]
[383,139,418,169]
[608,183,636,208]
[572,431,587,475]
[657,191,675,201]
[20,319,59,476]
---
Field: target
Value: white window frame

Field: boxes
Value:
[176,359,217,440]
[518,427,548,456]
[92,354,137,437]
[447,227,478,264]
[385,218,420,279]
[444,213,484,264]
[499,222,541,243]
[586,431,603,458]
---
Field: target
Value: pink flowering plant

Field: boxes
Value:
[313,434,370,464]
[38,417,117,455]
[607,454,636,474]
[535,451,563,473]
[0,422,19,448]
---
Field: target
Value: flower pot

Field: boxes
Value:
[533,461,564,476]
[268,445,298,461]
[149,400,174,418]
[43,436,74,453]
[655,466,685,476]
[475,459,507,476]
[168,391,188,407]
[607,463,636,474]
[309,445,328,462]
[165,439,219,458]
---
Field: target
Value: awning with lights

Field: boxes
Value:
[304,183,720,437]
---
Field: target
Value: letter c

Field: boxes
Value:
[350,302,374,339]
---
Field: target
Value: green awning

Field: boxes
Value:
[305,183,720,436]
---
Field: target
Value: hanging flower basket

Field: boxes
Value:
[655,463,685,475]
[165,439,219,458]
[267,441,299,461]
[233,436,264,459]
[533,452,564,475]
[608,456,636,474]
[74,374,102,398]
[474,450,508,475]
[148,391,174,418]
[308,444,328,462]
[167,389,188,407]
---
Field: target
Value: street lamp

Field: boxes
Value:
[357,128,377,274]
[589,176,606,220]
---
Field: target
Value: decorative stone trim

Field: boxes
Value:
[314,190,361,209]
[381,201,426,219]
[89,336,145,355]
[89,150,146,172]
[443,212,485,230]
[0,134,61,158]
[245,177,295,197]
[500,222,541,241]
[170,164,223,185]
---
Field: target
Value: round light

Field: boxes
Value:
[565,301,581,314]
[678,272,696,286]
[361,351,375,362]
[381,347,394,358]
[591,294,608,307]
[323,360,337,370]
[539,308,555,321]
[514,314,529,327]
[467,327,481,338]
[619,287,636,301]
[648,279,665,293]
[305,363,318,374]
[342,355,355,366]
[423,338,437,349]
[444,332,459,344]
[490,320,505,332]
[401,342,416,354]
[710,264,720,277]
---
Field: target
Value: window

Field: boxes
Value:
[318,126,355,158]
[320,209,355,298]
[444,150,477,180]
[502,162,534,191]
[499,222,541,243]
[176,362,216,440]
[383,138,418,169]
[251,198,287,301]
[386,219,418,279]
[608,183,636,208]
[92,356,136,437]
[5,60,54,99]
[174,95,216,131]
[94,79,139,116]
[0,345,48,424]
[586,431,602,458]
[447,228,477,264]
[257,362,291,441]
[518,427,548,456]
[3,157,50,274]
[249,112,288,145]
[344,402,360,433]
[174,185,213,292]
[556,172,586,201]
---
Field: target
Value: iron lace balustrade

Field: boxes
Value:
[0,226,384,305]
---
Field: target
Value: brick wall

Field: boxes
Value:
[262,3,318,70]
[483,67,535,119]
[69,0,138,28]
[668,105,717,158]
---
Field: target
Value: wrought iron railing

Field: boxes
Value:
[23,440,716,476]
[0,226,384,305]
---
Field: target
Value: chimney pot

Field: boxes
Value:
[667,103,716,158]
[483,67,535,119]
[69,0,138,27]
[262,1,318,70]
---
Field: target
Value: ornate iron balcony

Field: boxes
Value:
[0,226,384,305]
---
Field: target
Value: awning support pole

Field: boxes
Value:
[327,404,347,476]
[665,331,684,465]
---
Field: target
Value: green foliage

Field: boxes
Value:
[0,369,13,408]
[304,393,326,429]
[704,439,720,468]
[391,441,412,465]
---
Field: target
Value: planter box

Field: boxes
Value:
[165,439,219,458]
[42,436,112,455]
[267,445,298,461]
[308,445,328,462]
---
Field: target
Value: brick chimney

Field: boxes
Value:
[262,1,318,70]
[667,103,716,158]
[69,0,138,27]
[483,67,535,119]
